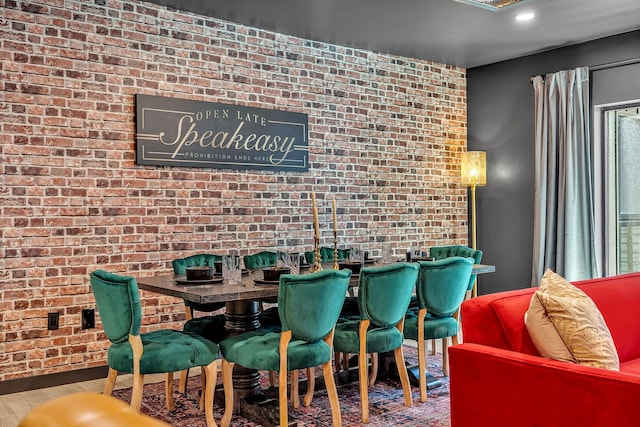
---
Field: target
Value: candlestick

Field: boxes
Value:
[309,192,323,273]
[332,198,339,269]
[311,192,320,238]
[332,199,337,237]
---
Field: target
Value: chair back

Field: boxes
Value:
[415,257,474,317]
[278,269,352,341]
[304,247,350,264]
[90,270,142,344]
[429,245,482,291]
[172,254,221,274]
[358,262,419,327]
[172,254,226,313]
[243,251,278,269]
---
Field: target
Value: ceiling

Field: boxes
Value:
[146,0,640,69]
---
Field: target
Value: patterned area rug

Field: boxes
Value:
[112,345,450,426]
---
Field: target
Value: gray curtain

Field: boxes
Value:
[531,67,597,285]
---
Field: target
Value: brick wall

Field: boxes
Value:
[0,0,468,382]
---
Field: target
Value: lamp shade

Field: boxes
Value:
[460,151,487,186]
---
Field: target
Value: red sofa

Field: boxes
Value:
[449,272,640,427]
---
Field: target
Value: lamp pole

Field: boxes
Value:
[470,182,479,297]
[470,183,477,250]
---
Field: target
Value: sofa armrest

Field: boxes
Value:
[449,343,640,427]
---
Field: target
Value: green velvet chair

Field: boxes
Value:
[243,250,284,327]
[429,245,482,297]
[172,253,220,274]
[403,257,474,402]
[304,247,350,264]
[172,254,227,333]
[219,269,352,427]
[243,251,278,270]
[333,262,419,424]
[172,254,227,394]
[89,270,220,427]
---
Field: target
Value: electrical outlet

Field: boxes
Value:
[81,308,95,329]
[47,312,59,330]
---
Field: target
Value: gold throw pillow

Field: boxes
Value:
[524,269,619,371]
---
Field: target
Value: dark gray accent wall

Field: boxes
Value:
[592,62,640,106]
[467,30,640,295]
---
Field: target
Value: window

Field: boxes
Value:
[604,105,640,274]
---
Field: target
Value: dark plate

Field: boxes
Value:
[253,278,280,286]
[176,277,224,285]
[338,262,363,272]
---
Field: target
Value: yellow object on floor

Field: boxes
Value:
[18,392,171,427]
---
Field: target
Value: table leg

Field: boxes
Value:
[224,300,261,405]
[378,352,443,390]
[407,365,443,389]
[224,300,260,335]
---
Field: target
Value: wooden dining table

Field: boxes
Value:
[136,262,495,426]
[138,263,496,307]
[138,268,280,332]
[138,263,495,338]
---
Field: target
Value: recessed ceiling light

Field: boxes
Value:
[515,12,535,21]
[453,0,529,12]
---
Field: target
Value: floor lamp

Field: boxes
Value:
[460,151,486,297]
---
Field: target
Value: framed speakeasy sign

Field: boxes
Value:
[135,94,309,172]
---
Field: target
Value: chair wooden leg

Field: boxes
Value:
[278,369,288,427]
[358,349,369,423]
[199,371,206,411]
[279,330,292,427]
[442,337,450,376]
[418,337,428,402]
[165,372,175,411]
[394,346,413,408]
[179,368,190,394]
[290,370,300,409]
[430,339,436,355]
[417,307,428,402]
[323,360,342,427]
[303,368,315,407]
[358,320,370,423]
[129,334,144,412]
[269,370,276,387]
[221,359,235,427]
[368,353,378,387]
[201,360,218,427]
[130,372,145,412]
[199,363,220,411]
[334,351,341,372]
[103,367,118,396]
